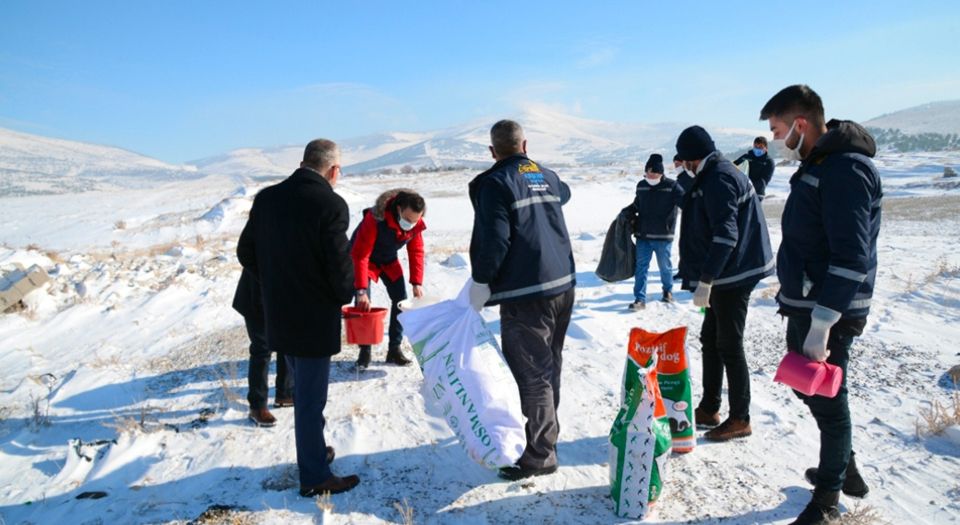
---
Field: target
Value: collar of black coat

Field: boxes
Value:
[807,119,877,163]
[290,167,333,189]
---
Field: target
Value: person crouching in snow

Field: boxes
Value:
[350,189,426,369]
[625,153,684,310]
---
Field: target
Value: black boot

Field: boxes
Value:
[385,346,412,366]
[789,489,841,525]
[805,452,869,498]
[356,346,371,370]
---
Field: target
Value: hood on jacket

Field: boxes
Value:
[371,188,417,221]
[810,119,877,160]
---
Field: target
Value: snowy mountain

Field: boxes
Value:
[865,100,960,152]
[865,100,960,136]
[0,127,200,197]
[195,107,767,176]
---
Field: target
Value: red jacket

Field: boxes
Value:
[351,197,426,290]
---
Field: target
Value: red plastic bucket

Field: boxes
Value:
[342,306,387,345]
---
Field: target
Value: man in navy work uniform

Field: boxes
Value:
[626,153,684,310]
[237,139,360,497]
[760,85,881,525]
[734,136,776,200]
[468,119,576,481]
[675,125,774,442]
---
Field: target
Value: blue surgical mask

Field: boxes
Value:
[398,217,416,231]
[752,147,765,157]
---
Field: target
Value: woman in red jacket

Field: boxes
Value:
[351,189,426,369]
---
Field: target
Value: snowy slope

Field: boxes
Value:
[865,100,960,135]
[0,150,958,524]
[0,128,200,197]
[193,107,767,176]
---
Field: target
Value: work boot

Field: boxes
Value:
[628,300,646,311]
[299,474,360,497]
[694,407,721,428]
[789,489,841,525]
[704,417,752,441]
[356,346,371,370]
[325,446,335,464]
[249,407,277,428]
[385,346,412,366]
[805,452,869,498]
[661,291,674,303]
[273,397,294,408]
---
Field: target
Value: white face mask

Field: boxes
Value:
[398,217,416,231]
[646,176,662,186]
[772,120,804,161]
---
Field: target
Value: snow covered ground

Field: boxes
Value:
[1,151,959,524]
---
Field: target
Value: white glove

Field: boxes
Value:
[692,281,712,308]
[802,306,840,362]
[469,282,491,311]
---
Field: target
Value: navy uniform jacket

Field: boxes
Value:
[678,152,775,291]
[628,176,684,241]
[777,120,882,320]
[735,151,775,198]
[469,154,576,305]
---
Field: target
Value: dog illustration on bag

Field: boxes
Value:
[666,400,691,433]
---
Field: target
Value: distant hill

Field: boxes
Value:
[196,106,766,176]
[864,100,960,152]
[0,127,200,197]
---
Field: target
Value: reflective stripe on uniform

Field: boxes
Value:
[512,195,561,210]
[489,273,575,301]
[711,257,775,286]
[777,294,872,311]
[828,265,868,282]
[712,236,737,247]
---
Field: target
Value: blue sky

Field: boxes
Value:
[2,1,959,162]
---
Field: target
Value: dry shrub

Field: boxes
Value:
[916,393,960,437]
[394,498,415,525]
[188,504,255,525]
[26,243,41,252]
[114,220,127,231]
[839,503,893,525]
[217,361,244,410]
[315,492,334,513]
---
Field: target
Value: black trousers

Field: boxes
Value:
[697,283,754,421]
[359,273,408,353]
[500,288,576,469]
[786,315,864,492]
[245,316,293,409]
[286,355,332,486]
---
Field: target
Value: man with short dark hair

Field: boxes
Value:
[675,125,774,442]
[469,119,576,481]
[735,136,775,200]
[760,84,881,525]
[237,138,360,497]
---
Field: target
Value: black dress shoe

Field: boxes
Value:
[498,463,558,481]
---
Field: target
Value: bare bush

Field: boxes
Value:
[29,393,51,430]
[315,492,334,513]
[114,220,127,231]
[394,498,415,525]
[840,503,893,525]
[916,393,960,437]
